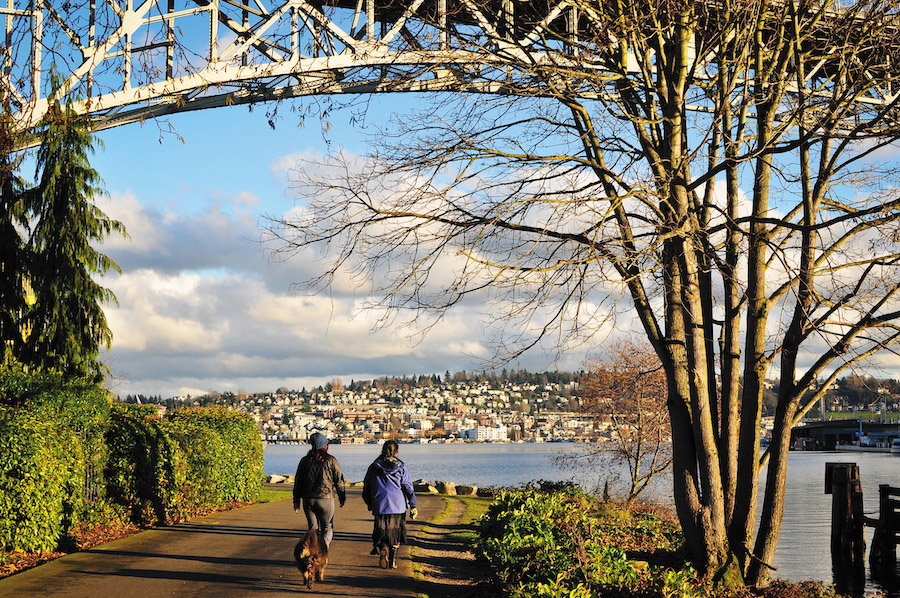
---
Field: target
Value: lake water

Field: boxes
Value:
[266,443,900,592]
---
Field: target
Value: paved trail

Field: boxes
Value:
[0,488,445,598]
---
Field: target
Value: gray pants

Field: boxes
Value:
[302,497,335,546]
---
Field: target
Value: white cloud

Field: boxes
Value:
[99,192,167,253]
[105,270,227,352]
[98,177,513,397]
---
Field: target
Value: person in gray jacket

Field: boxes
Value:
[293,432,346,547]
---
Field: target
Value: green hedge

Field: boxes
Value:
[104,403,190,526]
[0,362,107,555]
[0,408,83,553]
[168,407,263,503]
[105,404,263,526]
[0,362,264,555]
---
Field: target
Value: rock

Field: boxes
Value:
[476,487,497,497]
[349,481,364,488]
[414,482,438,494]
[455,484,478,496]
[267,474,287,484]
[435,481,457,495]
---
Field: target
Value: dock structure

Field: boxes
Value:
[794,421,900,451]
[826,463,900,592]
[870,484,900,574]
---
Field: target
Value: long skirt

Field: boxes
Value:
[372,513,407,547]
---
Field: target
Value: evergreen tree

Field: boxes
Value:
[0,96,28,359]
[20,100,126,379]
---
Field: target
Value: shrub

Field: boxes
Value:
[0,361,263,556]
[0,408,83,554]
[477,485,637,595]
[167,420,228,510]
[0,361,109,556]
[105,405,263,525]
[167,407,263,503]
[104,403,189,526]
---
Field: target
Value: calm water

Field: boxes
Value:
[266,443,899,591]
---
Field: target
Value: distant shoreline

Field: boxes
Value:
[262,437,577,446]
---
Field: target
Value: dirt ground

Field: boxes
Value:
[409,496,494,598]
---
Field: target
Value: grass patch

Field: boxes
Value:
[450,496,491,545]
[256,486,292,503]
[430,495,455,524]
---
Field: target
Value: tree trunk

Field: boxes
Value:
[748,400,797,584]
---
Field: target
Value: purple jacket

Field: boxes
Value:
[362,456,417,515]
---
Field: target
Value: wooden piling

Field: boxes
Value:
[870,484,900,573]
[825,462,866,590]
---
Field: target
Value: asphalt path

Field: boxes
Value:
[0,488,445,598]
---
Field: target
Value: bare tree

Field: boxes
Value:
[557,339,671,503]
[266,0,900,586]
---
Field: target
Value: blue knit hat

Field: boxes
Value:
[309,432,328,450]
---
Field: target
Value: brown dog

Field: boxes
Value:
[294,529,328,589]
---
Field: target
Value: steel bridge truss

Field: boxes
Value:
[2,0,594,131]
[2,0,899,134]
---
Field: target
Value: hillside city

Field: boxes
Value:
[123,371,900,444]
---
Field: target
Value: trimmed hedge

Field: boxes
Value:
[105,404,263,526]
[0,362,264,556]
[168,407,263,503]
[104,403,190,526]
[0,362,107,556]
[0,408,83,553]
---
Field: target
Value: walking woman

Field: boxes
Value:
[362,440,417,569]
[293,432,346,547]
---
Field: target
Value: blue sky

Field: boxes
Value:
[81,99,582,398]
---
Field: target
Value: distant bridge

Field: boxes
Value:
[2,0,898,138]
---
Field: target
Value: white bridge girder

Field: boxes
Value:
[1,0,593,135]
[1,0,899,139]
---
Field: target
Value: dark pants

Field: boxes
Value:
[302,497,336,546]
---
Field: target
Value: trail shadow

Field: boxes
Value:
[408,521,464,531]
[83,549,293,570]
[320,571,423,594]
[71,567,298,593]
[157,524,300,539]
[331,531,370,543]
[407,536,463,551]
[413,552,474,574]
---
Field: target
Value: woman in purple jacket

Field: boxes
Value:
[362,440,417,569]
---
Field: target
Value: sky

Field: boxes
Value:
[79,98,587,399]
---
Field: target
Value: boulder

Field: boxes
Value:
[267,474,287,484]
[455,484,478,496]
[435,481,457,495]
[414,482,438,494]
[476,487,497,497]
